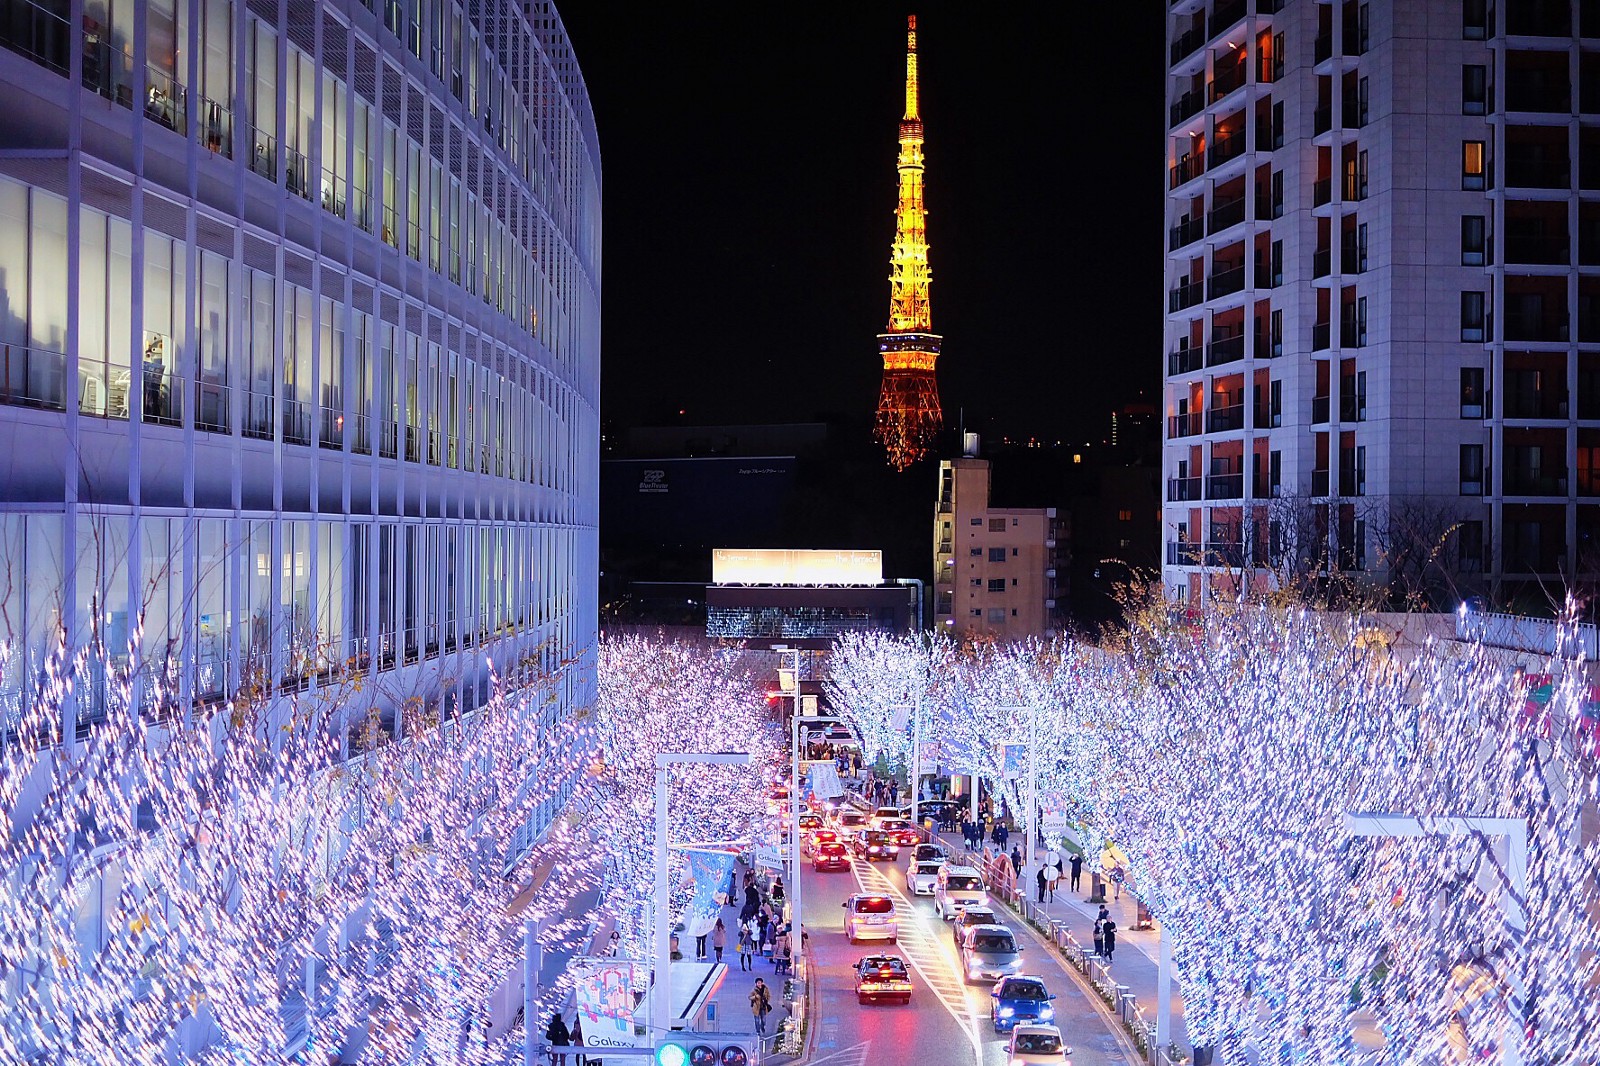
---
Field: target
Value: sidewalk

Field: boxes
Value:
[931,829,1190,1056]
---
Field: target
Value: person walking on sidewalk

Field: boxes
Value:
[737,919,754,971]
[1035,864,1047,903]
[544,1013,570,1066]
[1069,852,1083,892]
[571,1015,588,1066]
[1102,918,1119,963]
[695,928,708,960]
[1009,844,1022,877]
[1092,918,1105,960]
[750,977,773,1035]
[712,917,727,962]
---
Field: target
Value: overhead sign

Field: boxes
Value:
[712,548,883,587]
[570,956,646,1048]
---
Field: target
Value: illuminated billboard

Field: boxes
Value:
[711,548,883,586]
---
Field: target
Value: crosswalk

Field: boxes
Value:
[849,856,985,1063]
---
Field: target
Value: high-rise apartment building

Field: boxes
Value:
[1164,0,1600,603]
[0,0,600,744]
[934,456,1063,639]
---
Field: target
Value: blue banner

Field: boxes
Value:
[679,848,737,938]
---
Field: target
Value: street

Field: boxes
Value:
[799,846,1140,1066]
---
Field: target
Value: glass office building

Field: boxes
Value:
[0,0,600,745]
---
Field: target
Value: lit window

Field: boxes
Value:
[1462,141,1486,190]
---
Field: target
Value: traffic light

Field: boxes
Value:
[652,1040,748,1066]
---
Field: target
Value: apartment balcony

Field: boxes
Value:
[1341,91,1368,128]
[0,343,67,411]
[1581,307,1600,343]
[1170,216,1205,250]
[1168,347,1204,375]
[1313,105,1333,136]
[1253,475,1282,498]
[1170,279,1204,311]
[1165,541,1247,568]
[1313,247,1332,278]
[1210,62,1247,104]
[1167,476,1204,502]
[1504,233,1569,266]
[1313,178,1332,207]
[1208,135,1246,170]
[1254,331,1283,358]
[1503,470,1569,496]
[1208,196,1246,233]
[1312,395,1331,423]
[1314,32,1333,64]
[1507,0,1572,36]
[1254,264,1282,289]
[1211,0,1246,37]
[1505,157,1570,190]
[1341,243,1368,274]
[1207,265,1246,300]
[1505,312,1569,343]
[1168,411,1203,438]
[1170,156,1206,189]
[1506,84,1570,114]
[1342,174,1369,202]
[1207,334,1246,367]
[1338,468,1366,497]
[1311,468,1331,496]
[1170,87,1206,127]
[0,0,70,74]
[1255,192,1283,221]
[1171,23,1207,66]
[1206,472,1245,499]
[1166,541,1204,566]
[1312,322,1331,351]
[1207,404,1245,432]
[1340,320,1367,348]
[1339,395,1368,422]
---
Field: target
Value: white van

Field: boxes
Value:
[843,894,899,944]
[934,864,989,920]
[870,806,911,830]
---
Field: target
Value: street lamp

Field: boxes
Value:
[788,709,849,953]
[652,751,753,1044]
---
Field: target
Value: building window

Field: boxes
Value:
[1462,215,1486,265]
[1461,367,1485,417]
[988,547,1005,562]
[989,517,1005,532]
[1459,519,1485,572]
[1117,509,1133,521]
[1011,578,1018,587]
[1011,547,1019,557]
[1462,65,1488,114]
[969,547,982,557]
[971,578,983,588]
[988,578,1005,592]
[1464,0,1488,39]
[1461,292,1486,341]
[1462,141,1487,190]
[970,608,982,618]
[1460,443,1484,494]
[986,607,1006,623]
[970,517,982,526]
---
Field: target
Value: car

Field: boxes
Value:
[870,806,911,830]
[1006,1023,1070,1065]
[813,841,849,872]
[960,925,1024,983]
[835,810,868,841]
[877,818,919,847]
[908,860,944,896]
[910,842,949,867]
[935,864,989,920]
[797,812,822,833]
[842,894,898,944]
[952,905,1001,947]
[853,954,913,1004]
[852,829,900,862]
[990,976,1057,1032]
[804,828,838,856]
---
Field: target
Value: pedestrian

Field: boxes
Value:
[774,927,791,973]
[889,778,899,804]
[1097,903,1110,924]
[742,881,760,919]
[750,977,773,1035]
[1103,918,1119,963]
[1010,845,1022,877]
[738,919,755,971]
[712,917,727,963]
[998,823,1009,850]
[771,876,785,908]
[1035,864,1047,903]
[757,911,771,957]
[695,928,708,960]
[1069,852,1083,892]
[571,1014,587,1066]
[1092,918,1104,959]
[545,1012,570,1066]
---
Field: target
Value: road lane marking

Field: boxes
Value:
[803,1041,873,1066]
[848,856,984,1064]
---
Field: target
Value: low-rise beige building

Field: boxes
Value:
[934,457,1064,639]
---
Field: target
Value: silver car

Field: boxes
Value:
[959,924,1024,983]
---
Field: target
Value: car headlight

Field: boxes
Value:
[868,846,880,853]
[998,1007,1014,1018]
[1040,1006,1054,1020]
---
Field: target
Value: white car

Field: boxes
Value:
[842,894,898,944]
[935,864,989,920]
[908,860,943,895]
[1007,1023,1071,1065]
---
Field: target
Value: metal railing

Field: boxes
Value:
[1206,334,1245,366]
[0,343,67,410]
[285,146,311,199]
[200,97,232,156]
[249,129,276,181]
[1168,347,1203,375]
[1,0,71,75]
[1167,475,1202,501]
[143,64,187,136]
[320,167,347,218]
[242,389,275,440]
[319,405,345,448]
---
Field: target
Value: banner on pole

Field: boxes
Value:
[998,743,1028,780]
[917,740,945,767]
[678,847,737,937]
[570,956,645,1048]
[804,759,844,800]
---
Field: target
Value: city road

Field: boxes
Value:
[800,848,1139,1066]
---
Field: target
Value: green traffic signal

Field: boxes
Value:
[654,1042,688,1066]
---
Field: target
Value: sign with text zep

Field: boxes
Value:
[711,548,883,586]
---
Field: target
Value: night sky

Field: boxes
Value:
[561,4,1166,446]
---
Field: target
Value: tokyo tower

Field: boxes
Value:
[873,14,943,471]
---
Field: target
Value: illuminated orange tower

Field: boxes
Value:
[873,14,943,471]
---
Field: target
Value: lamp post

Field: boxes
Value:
[652,751,753,1044]
[772,644,804,898]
